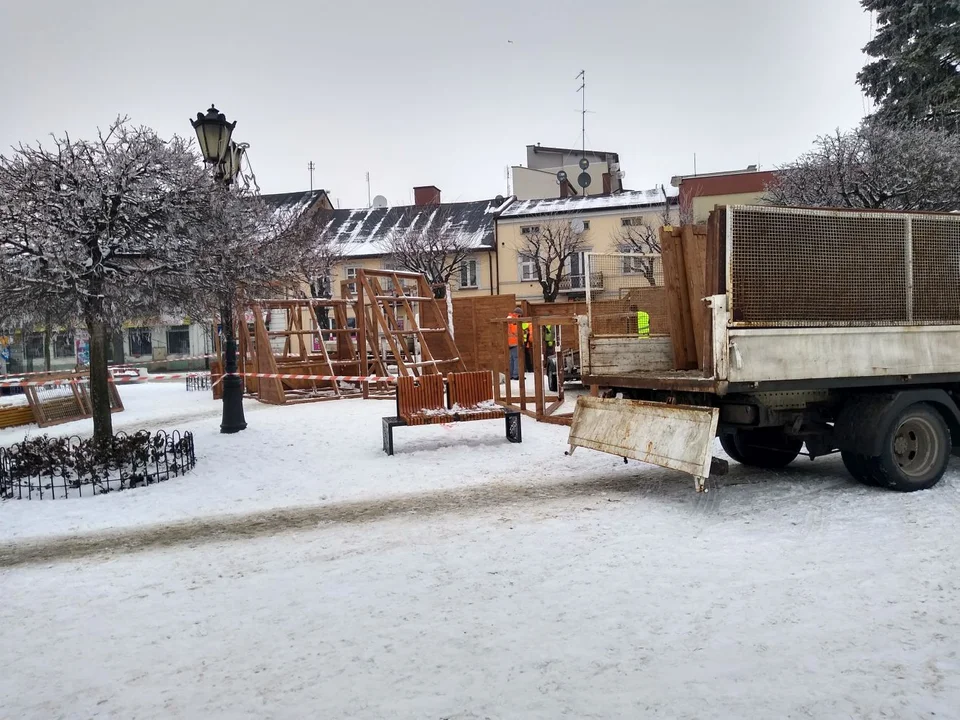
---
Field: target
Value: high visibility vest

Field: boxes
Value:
[544,325,555,347]
[521,322,532,347]
[637,310,651,338]
[507,313,519,347]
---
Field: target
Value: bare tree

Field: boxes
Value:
[610,195,678,287]
[160,187,337,329]
[519,219,588,302]
[766,122,960,211]
[0,118,207,442]
[303,209,347,299]
[382,207,474,298]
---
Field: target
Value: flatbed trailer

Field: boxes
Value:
[569,204,960,492]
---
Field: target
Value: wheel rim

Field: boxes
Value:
[892,415,940,478]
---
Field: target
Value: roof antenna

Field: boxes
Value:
[576,70,592,196]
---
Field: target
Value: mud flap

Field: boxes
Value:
[568,396,719,490]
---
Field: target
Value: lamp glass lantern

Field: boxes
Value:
[190,104,236,165]
[221,142,245,184]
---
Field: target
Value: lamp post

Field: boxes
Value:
[191,104,247,434]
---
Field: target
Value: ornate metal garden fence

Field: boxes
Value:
[0,430,196,500]
[185,373,211,392]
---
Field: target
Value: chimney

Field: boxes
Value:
[413,185,441,206]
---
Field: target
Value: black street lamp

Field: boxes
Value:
[191,104,247,434]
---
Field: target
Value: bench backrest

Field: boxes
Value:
[396,375,446,421]
[447,371,495,409]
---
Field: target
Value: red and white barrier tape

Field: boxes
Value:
[0,354,220,380]
[0,371,398,389]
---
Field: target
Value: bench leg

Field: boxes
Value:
[505,412,522,444]
[382,418,395,456]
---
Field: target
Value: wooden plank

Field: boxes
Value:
[587,336,675,374]
[681,225,708,365]
[660,229,697,370]
[702,210,722,374]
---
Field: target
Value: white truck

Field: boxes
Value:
[569,204,960,492]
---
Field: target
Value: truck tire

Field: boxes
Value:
[863,403,950,492]
[719,433,747,463]
[547,356,558,393]
[841,451,878,486]
[725,428,802,469]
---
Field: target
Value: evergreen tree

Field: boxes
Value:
[857,0,960,130]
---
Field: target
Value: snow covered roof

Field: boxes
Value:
[500,188,678,220]
[317,197,512,258]
[261,189,329,221]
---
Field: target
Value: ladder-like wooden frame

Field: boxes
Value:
[355,269,466,377]
[240,299,343,404]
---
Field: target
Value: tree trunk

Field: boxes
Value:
[22,327,32,372]
[111,329,125,366]
[43,318,52,372]
[86,314,113,445]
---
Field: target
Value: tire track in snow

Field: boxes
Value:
[0,474,650,568]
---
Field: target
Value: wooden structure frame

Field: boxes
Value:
[354,269,466,377]
[22,373,124,428]
[492,315,581,426]
[235,299,357,405]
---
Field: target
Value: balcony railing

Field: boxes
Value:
[559,272,604,292]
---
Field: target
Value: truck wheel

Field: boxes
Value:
[841,451,878,486]
[719,433,746,463]
[547,357,558,393]
[729,428,802,469]
[865,403,950,492]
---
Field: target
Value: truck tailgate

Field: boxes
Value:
[568,397,719,489]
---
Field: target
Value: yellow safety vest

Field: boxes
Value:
[637,311,650,338]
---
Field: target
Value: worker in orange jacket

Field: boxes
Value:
[507,306,521,380]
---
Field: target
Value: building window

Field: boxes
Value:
[519,254,538,282]
[53,332,74,358]
[459,259,479,289]
[129,328,152,356]
[520,225,540,236]
[621,216,644,227]
[166,325,190,355]
[25,333,44,359]
[345,266,360,296]
[578,220,591,230]
[381,260,397,293]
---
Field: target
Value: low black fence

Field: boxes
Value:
[0,430,196,500]
[185,373,211,392]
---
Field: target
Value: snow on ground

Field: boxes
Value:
[3,477,960,718]
[4,381,960,716]
[0,381,627,541]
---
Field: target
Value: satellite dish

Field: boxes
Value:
[571,219,585,234]
[372,195,388,208]
[579,157,590,171]
[577,171,592,189]
[556,170,568,184]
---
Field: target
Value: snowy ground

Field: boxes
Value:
[3,383,960,717]
[0,382,625,541]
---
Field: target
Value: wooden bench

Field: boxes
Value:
[382,371,521,455]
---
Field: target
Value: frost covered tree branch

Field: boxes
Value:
[766,122,960,211]
[381,206,475,298]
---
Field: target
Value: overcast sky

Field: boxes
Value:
[1,0,871,208]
